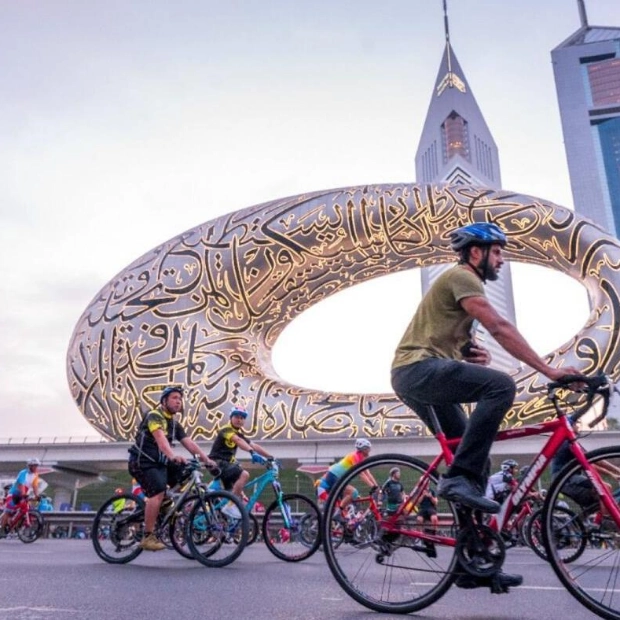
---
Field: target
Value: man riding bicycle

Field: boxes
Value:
[485,459,519,504]
[128,386,218,551]
[209,408,275,519]
[0,458,42,537]
[317,439,379,522]
[391,222,580,591]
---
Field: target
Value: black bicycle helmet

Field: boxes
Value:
[449,222,507,252]
[160,386,183,403]
[501,459,518,472]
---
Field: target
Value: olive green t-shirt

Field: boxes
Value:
[391,265,485,370]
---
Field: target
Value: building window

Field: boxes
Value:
[596,117,620,233]
[587,58,620,107]
[441,111,470,163]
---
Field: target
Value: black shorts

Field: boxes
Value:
[128,459,185,498]
[417,508,437,521]
[216,461,244,490]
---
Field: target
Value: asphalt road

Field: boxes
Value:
[0,539,601,620]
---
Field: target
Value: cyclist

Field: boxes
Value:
[111,488,126,513]
[128,386,218,551]
[0,458,43,537]
[382,467,404,514]
[391,221,581,591]
[416,486,439,531]
[208,408,275,518]
[317,439,379,522]
[485,459,519,504]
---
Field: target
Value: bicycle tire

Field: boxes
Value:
[247,513,259,545]
[91,493,145,564]
[262,493,321,562]
[543,445,620,620]
[168,495,199,560]
[185,489,248,567]
[321,453,459,614]
[526,505,586,563]
[17,510,44,543]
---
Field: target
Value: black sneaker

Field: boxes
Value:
[437,475,500,514]
[455,571,523,593]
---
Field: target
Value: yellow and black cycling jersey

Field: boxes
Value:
[129,408,187,464]
[209,423,249,463]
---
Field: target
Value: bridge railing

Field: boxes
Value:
[0,436,107,445]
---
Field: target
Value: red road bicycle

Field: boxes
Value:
[321,373,620,619]
[1,495,45,543]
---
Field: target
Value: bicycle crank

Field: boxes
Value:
[455,522,505,578]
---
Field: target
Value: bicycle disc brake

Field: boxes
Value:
[455,509,505,578]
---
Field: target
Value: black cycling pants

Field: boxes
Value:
[392,358,515,484]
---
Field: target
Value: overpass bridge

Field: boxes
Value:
[2,430,620,499]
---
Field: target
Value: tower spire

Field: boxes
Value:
[443,0,452,73]
[436,0,465,96]
[577,0,589,28]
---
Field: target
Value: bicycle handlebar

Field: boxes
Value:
[547,372,613,428]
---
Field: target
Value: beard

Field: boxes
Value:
[484,263,500,281]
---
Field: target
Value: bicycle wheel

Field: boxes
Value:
[543,445,620,620]
[247,513,259,545]
[168,495,199,560]
[17,510,44,543]
[321,453,459,614]
[262,493,321,562]
[186,490,248,567]
[526,505,586,563]
[91,493,145,564]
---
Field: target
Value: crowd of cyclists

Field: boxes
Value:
[5,222,620,616]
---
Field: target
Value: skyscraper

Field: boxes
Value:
[552,0,620,234]
[414,2,517,372]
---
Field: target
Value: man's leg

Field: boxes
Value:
[392,359,514,480]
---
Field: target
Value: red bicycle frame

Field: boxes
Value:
[378,407,620,546]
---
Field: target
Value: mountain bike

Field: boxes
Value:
[92,458,247,567]
[0,495,45,543]
[321,373,620,619]
[208,454,321,562]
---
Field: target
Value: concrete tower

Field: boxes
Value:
[551,0,620,235]
[415,1,517,372]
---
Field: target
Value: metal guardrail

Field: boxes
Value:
[0,436,107,445]
[40,511,96,538]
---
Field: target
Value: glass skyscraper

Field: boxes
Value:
[552,4,620,234]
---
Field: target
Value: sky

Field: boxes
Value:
[1,0,617,440]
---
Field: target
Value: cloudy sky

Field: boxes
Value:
[1,0,617,439]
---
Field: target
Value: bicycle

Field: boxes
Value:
[488,490,542,548]
[0,494,45,543]
[208,453,322,562]
[320,373,620,619]
[92,458,248,567]
[320,491,382,549]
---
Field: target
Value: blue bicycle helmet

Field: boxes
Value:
[449,222,507,252]
[160,386,183,403]
[230,408,248,419]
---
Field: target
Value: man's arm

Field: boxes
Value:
[180,437,217,469]
[360,469,378,489]
[460,295,580,380]
[231,435,274,460]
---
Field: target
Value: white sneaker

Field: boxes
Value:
[221,501,242,519]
